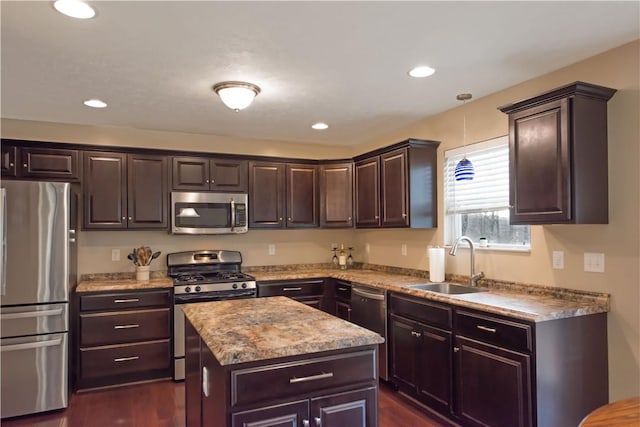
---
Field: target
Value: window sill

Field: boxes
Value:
[443,244,531,254]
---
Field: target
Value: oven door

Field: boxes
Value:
[171,192,247,235]
[173,290,256,380]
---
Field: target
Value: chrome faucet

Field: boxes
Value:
[449,236,485,287]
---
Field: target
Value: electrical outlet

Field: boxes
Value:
[552,251,564,269]
[401,244,407,256]
[111,249,120,262]
[584,253,605,273]
[268,244,276,256]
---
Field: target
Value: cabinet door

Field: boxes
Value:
[1,145,17,177]
[210,158,248,192]
[311,386,377,427]
[454,336,532,427]
[20,147,80,181]
[286,164,318,228]
[83,151,127,229]
[380,148,409,227]
[509,99,570,224]
[319,162,353,228]
[416,325,452,415]
[231,400,309,427]
[249,161,285,228]
[172,156,210,190]
[389,314,418,391]
[127,154,168,229]
[355,157,380,227]
[335,300,352,321]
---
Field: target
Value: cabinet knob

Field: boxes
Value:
[454,346,460,352]
[121,216,126,221]
[279,217,283,221]
[402,213,407,218]
[205,179,209,183]
[302,420,310,427]
[128,217,132,221]
[411,331,422,338]
[211,179,215,183]
[23,163,27,168]
[347,216,352,221]
[375,215,379,219]
[288,217,293,221]
[314,416,321,426]
[9,162,14,167]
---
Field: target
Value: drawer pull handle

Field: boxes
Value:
[289,372,333,384]
[114,356,139,362]
[282,287,302,291]
[411,331,422,338]
[114,324,140,329]
[114,298,140,303]
[477,325,497,333]
[337,287,348,291]
[202,366,210,397]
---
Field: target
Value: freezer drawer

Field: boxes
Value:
[1,333,68,418]
[0,303,68,338]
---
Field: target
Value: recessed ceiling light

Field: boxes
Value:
[408,66,436,78]
[311,122,329,130]
[83,99,107,108]
[53,0,96,19]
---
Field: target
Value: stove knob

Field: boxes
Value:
[232,283,238,289]
[185,287,191,293]
[195,286,201,292]
[241,283,247,289]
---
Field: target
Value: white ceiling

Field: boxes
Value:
[1,1,638,146]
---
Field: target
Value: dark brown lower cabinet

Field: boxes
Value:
[258,279,325,311]
[454,336,531,427]
[187,319,379,427]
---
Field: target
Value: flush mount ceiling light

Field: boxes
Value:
[311,122,329,130]
[408,65,436,78]
[212,81,261,112]
[454,93,475,181]
[53,0,96,19]
[83,99,107,108]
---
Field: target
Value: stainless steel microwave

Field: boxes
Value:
[171,192,248,234]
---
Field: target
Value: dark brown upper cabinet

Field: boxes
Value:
[354,139,439,229]
[171,156,248,192]
[248,161,319,229]
[319,162,354,228]
[499,81,616,224]
[83,151,168,230]
[1,144,80,181]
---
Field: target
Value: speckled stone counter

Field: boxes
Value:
[248,268,609,323]
[76,277,173,292]
[182,296,384,365]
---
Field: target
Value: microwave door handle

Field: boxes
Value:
[230,198,235,232]
[1,188,6,296]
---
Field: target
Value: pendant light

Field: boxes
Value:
[454,93,475,181]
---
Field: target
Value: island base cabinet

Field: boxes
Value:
[454,336,532,427]
[231,388,377,427]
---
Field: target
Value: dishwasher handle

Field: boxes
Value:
[352,286,385,301]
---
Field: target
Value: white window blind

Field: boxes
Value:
[445,136,510,214]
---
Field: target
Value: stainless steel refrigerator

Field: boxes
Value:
[0,181,75,419]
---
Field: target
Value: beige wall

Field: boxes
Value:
[353,40,640,401]
[2,40,638,400]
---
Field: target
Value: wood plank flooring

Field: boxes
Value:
[1,381,450,427]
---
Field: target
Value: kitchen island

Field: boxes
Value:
[182,296,385,427]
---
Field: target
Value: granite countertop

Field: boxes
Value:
[76,277,173,293]
[182,296,385,366]
[249,269,609,323]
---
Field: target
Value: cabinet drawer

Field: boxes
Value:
[389,293,452,329]
[80,308,170,346]
[80,339,171,380]
[334,280,352,301]
[455,310,533,352]
[80,289,171,311]
[230,348,376,407]
[258,279,324,298]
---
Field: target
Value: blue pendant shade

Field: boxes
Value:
[454,157,474,181]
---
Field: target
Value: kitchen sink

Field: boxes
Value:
[407,282,488,294]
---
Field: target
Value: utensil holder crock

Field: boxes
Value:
[136,265,150,282]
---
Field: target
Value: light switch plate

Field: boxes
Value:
[111,249,120,262]
[365,243,370,254]
[268,244,276,256]
[584,252,605,273]
[552,251,564,269]
[401,244,407,256]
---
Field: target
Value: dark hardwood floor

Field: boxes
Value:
[1,381,450,427]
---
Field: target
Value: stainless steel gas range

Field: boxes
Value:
[167,250,256,380]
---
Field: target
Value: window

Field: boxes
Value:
[444,136,530,250]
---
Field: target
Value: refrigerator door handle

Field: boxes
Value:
[0,337,63,352]
[1,308,64,320]
[1,188,6,296]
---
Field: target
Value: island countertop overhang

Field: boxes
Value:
[182,296,385,366]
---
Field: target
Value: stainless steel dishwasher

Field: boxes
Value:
[350,284,388,381]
